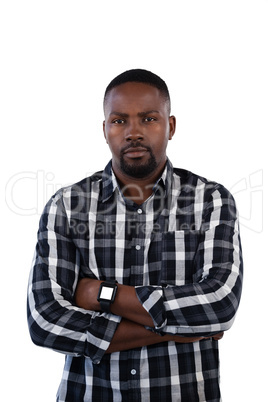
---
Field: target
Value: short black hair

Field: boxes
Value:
[104,68,171,114]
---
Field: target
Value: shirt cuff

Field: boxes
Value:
[85,312,122,364]
[135,286,167,330]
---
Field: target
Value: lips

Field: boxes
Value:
[123,147,149,158]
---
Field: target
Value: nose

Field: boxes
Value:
[125,120,144,142]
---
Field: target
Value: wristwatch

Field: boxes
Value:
[97,280,118,313]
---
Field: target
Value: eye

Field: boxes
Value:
[144,117,156,122]
[112,118,125,124]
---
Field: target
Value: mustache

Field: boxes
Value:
[120,142,152,155]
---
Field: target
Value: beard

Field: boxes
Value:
[120,146,157,179]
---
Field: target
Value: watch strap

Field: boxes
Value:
[100,299,112,313]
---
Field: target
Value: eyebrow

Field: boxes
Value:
[109,110,160,118]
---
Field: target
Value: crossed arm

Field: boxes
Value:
[75,278,223,354]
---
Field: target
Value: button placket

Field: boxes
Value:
[135,208,144,252]
[127,204,146,284]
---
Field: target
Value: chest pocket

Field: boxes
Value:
[160,230,200,286]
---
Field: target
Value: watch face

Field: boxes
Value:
[99,286,114,301]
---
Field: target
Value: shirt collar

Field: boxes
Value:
[101,160,116,202]
[101,158,174,203]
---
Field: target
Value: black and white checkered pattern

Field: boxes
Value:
[27,159,243,401]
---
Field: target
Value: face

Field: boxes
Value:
[103,82,176,180]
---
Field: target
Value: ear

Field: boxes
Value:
[168,115,176,140]
[103,120,108,143]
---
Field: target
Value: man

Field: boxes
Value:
[27,69,243,401]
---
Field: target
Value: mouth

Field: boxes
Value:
[123,147,149,159]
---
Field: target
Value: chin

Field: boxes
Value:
[120,157,157,179]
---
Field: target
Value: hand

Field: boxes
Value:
[75,278,102,311]
[210,332,224,341]
[170,332,224,344]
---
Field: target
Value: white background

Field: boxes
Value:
[1,1,267,400]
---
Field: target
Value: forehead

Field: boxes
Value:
[104,82,168,114]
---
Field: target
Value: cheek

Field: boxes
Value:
[151,132,169,153]
[105,134,122,157]
[105,125,123,142]
[105,129,118,145]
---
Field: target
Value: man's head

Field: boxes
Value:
[103,69,175,182]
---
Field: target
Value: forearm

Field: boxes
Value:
[105,318,223,354]
[75,278,154,327]
[105,319,164,353]
[28,271,121,361]
[111,284,154,327]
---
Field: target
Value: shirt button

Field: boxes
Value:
[131,369,136,375]
[137,208,142,214]
[135,245,141,250]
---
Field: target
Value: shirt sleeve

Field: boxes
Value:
[27,190,121,363]
[135,184,243,336]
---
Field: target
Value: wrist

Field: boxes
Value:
[75,278,102,311]
[97,280,118,313]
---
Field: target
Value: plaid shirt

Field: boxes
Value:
[27,159,243,402]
